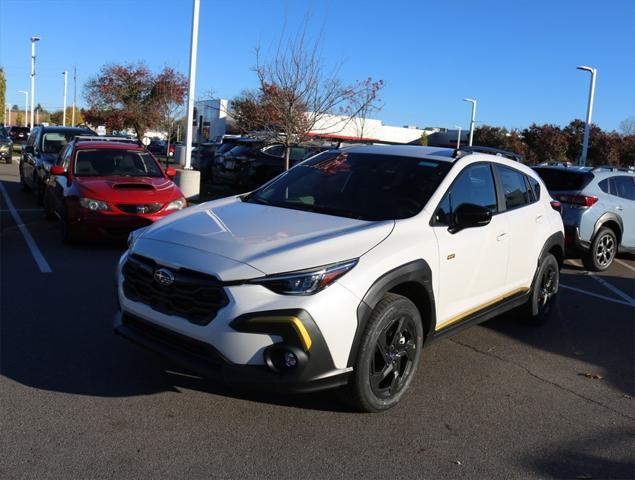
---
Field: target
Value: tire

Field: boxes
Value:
[522,253,559,325]
[43,189,55,220]
[344,293,424,413]
[34,174,44,205]
[20,165,30,192]
[582,227,617,272]
[6,157,12,165]
[60,209,74,243]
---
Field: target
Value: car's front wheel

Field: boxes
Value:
[346,293,423,412]
[582,227,617,272]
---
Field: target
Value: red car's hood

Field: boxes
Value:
[76,176,182,203]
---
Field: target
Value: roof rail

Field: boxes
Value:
[454,146,525,162]
[592,165,634,173]
[73,135,140,145]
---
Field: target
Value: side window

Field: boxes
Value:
[26,128,37,146]
[527,176,541,202]
[612,176,635,201]
[434,163,498,226]
[598,179,610,194]
[496,165,532,210]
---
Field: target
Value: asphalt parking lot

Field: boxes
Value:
[1,158,633,479]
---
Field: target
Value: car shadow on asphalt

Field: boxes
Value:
[520,426,635,479]
[482,272,634,397]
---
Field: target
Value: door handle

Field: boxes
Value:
[616,206,623,211]
[496,233,507,241]
[535,215,543,223]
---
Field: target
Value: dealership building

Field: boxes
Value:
[194,99,468,147]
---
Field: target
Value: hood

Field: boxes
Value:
[77,176,182,203]
[137,197,394,275]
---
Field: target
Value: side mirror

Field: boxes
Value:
[165,166,176,178]
[24,145,34,154]
[50,165,66,176]
[451,203,492,232]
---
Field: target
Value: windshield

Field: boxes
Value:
[244,151,452,221]
[533,168,594,191]
[74,149,164,177]
[42,131,91,154]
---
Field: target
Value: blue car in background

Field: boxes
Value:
[533,165,635,271]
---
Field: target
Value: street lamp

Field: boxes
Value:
[62,70,68,126]
[454,125,462,149]
[577,65,597,167]
[30,36,40,128]
[18,91,29,127]
[7,104,11,126]
[463,98,477,146]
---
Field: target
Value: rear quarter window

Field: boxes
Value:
[533,168,594,191]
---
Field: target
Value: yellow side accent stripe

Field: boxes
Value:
[248,316,313,351]
[437,287,529,332]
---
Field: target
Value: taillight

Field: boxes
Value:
[555,194,598,207]
[550,200,562,213]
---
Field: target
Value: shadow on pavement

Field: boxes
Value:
[520,426,635,479]
[483,271,634,397]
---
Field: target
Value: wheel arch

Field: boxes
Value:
[594,213,623,245]
[347,259,436,367]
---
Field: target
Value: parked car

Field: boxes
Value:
[115,145,564,412]
[146,138,175,158]
[7,126,30,144]
[534,165,635,270]
[43,137,186,242]
[210,142,325,189]
[0,126,13,164]
[20,125,95,203]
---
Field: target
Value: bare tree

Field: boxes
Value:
[619,116,635,136]
[231,23,384,170]
[344,78,385,141]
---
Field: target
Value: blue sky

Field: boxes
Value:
[1,0,633,131]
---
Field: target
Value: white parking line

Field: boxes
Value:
[560,284,635,308]
[589,274,635,305]
[615,258,635,273]
[0,183,52,273]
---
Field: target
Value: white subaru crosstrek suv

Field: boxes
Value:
[115,145,564,412]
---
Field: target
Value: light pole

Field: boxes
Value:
[18,90,29,127]
[7,104,11,126]
[30,36,40,128]
[72,65,77,126]
[184,0,200,171]
[62,70,68,126]
[463,98,477,146]
[454,125,462,149]
[577,65,597,167]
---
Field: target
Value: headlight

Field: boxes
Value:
[0,144,9,152]
[249,259,357,295]
[165,197,186,211]
[127,227,148,249]
[79,197,110,211]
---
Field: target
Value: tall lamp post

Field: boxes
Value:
[454,125,462,149]
[577,65,597,167]
[30,36,40,128]
[18,90,29,127]
[463,98,477,146]
[62,70,68,126]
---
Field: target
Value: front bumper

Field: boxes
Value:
[69,210,175,239]
[114,310,352,393]
[0,149,11,160]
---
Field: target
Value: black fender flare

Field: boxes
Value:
[538,231,565,268]
[592,212,623,244]
[347,259,435,367]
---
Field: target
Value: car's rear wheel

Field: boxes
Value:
[33,174,44,205]
[345,293,423,412]
[522,253,559,325]
[582,227,617,271]
[20,165,30,191]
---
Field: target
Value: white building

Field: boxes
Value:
[195,98,440,145]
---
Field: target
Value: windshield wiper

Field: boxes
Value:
[245,195,270,206]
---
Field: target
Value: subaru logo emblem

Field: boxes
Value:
[154,268,175,287]
[136,205,148,214]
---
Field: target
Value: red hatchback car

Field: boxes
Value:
[43,137,186,241]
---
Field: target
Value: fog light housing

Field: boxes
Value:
[264,344,307,373]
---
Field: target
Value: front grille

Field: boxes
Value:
[122,313,224,364]
[117,203,163,214]
[122,254,229,325]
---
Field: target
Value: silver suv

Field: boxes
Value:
[534,165,635,270]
